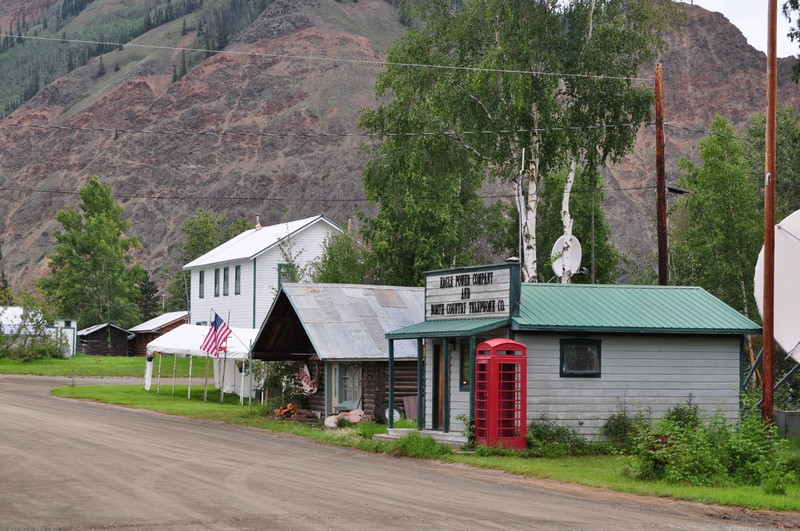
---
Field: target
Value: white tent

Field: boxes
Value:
[145,324,259,396]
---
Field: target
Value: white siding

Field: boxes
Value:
[187,220,339,329]
[522,334,742,438]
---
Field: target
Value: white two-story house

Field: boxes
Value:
[183,215,342,328]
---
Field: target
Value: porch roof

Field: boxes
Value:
[386,318,509,340]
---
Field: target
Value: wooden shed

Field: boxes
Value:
[128,311,188,357]
[77,323,131,357]
[251,283,424,419]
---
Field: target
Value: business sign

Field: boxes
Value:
[424,264,515,321]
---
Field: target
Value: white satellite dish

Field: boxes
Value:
[754,209,800,363]
[550,235,583,277]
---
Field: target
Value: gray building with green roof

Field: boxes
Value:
[387,263,761,438]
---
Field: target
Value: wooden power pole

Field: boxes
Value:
[763,0,778,422]
[655,63,668,285]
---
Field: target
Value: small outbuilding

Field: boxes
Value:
[129,311,189,356]
[251,283,424,419]
[387,263,762,438]
[77,323,131,356]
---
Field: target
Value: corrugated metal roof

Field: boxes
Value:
[514,283,761,334]
[77,323,130,336]
[281,283,425,360]
[128,311,188,333]
[387,318,510,339]
[182,215,341,269]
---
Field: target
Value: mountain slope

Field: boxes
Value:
[0,1,798,290]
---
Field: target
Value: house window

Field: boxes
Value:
[223,267,229,296]
[199,271,205,298]
[460,348,470,391]
[560,339,601,377]
[214,268,220,297]
[234,265,241,295]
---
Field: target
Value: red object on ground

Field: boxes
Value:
[474,338,527,450]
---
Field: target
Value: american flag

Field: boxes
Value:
[200,313,232,357]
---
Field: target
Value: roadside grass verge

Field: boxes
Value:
[51,384,800,512]
[0,354,206,378]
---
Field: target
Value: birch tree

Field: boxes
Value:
[361,0,675,284]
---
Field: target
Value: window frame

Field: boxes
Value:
[459,347,470,391]
[223,266,229,296]
[234,265,241,295]
[559,338,601,378]
[214,268,220,297]
[199,270,205,299]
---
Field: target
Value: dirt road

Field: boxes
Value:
[1,375,798,530]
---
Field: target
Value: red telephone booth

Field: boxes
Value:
[474,338,527,450]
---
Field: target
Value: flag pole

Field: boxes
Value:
[203,310,211,401]
[156,353,162,394]
[220,346,228,404]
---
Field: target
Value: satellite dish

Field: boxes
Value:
[754,209,800,363]
[550,235,582,277]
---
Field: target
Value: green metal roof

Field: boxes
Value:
[514,283,761,334]
[386,318,509,339]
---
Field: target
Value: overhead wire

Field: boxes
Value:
[0,33,654,82]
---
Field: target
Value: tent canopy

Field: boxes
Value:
[146,324,257,359]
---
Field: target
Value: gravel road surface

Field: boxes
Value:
[1,375,798,530]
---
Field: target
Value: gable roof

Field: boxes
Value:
[182,215,341,270]
[253,283,424,361]
[514,283,761,334]
[129,311,188,333]
[77,323,130,336]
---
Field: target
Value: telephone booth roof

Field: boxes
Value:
[476,338,526,353]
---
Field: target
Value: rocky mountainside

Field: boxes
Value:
[0,0,798,290]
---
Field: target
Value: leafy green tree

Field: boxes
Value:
[670,116,762,319]
[360,0,675,283]
[0,269,13,305]
[39,177,144,328]
[743,105,800,219]
[164,209,250,311]
[311,231,372,284]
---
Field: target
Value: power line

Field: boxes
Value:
[0,33,654,82]
[0,184,656,203]
[0,121,650,139]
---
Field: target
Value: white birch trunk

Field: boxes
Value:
[520,159,539,282]
[560,159,577,284]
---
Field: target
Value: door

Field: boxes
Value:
[432,344,444,429]
[332,362,362,411]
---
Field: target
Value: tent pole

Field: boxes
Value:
[171,354,177,396]
[221,349,228,404]
[187,353,193,400]
[248,341,253,413]
[203,352,209,401]
[240,359,245,406]
[156,353,162,394]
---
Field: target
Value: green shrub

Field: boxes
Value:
[601,407,649,453]
[390,432,453,458]
[663,395,701,429]
[526,415,589,457]
[357,421,387,438]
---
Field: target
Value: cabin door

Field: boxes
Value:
[432,344,445,429]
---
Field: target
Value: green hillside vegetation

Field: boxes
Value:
[0,0,273,117]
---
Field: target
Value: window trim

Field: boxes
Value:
[214,268,220,297]
[199,270,205,299]
[459,347,470,391]
[223,266,229,296]
[234,265,241,295]
[559,338,601,378]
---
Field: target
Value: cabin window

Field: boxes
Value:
[560,339,601,378]
[234,265,241,295]
[223,267,229,296]
[214,268,220,297]
[459,348,470,391]
[199,271,205,298]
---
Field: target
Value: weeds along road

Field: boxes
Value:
[0,375,797,531]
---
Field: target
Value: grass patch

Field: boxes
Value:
[0,354,207,378]
[51,384,800,512]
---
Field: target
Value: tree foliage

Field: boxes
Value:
[311,231,372,284]
[39,177,144,328]
[669,116,762,319]
[360,0,676,284]
[164,209,250,311]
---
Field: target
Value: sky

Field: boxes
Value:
[682,1,797,57]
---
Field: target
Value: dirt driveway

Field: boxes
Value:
[1,375,798,530]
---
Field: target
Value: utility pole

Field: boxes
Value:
[763,0,778,422]
[655,63,668,286]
